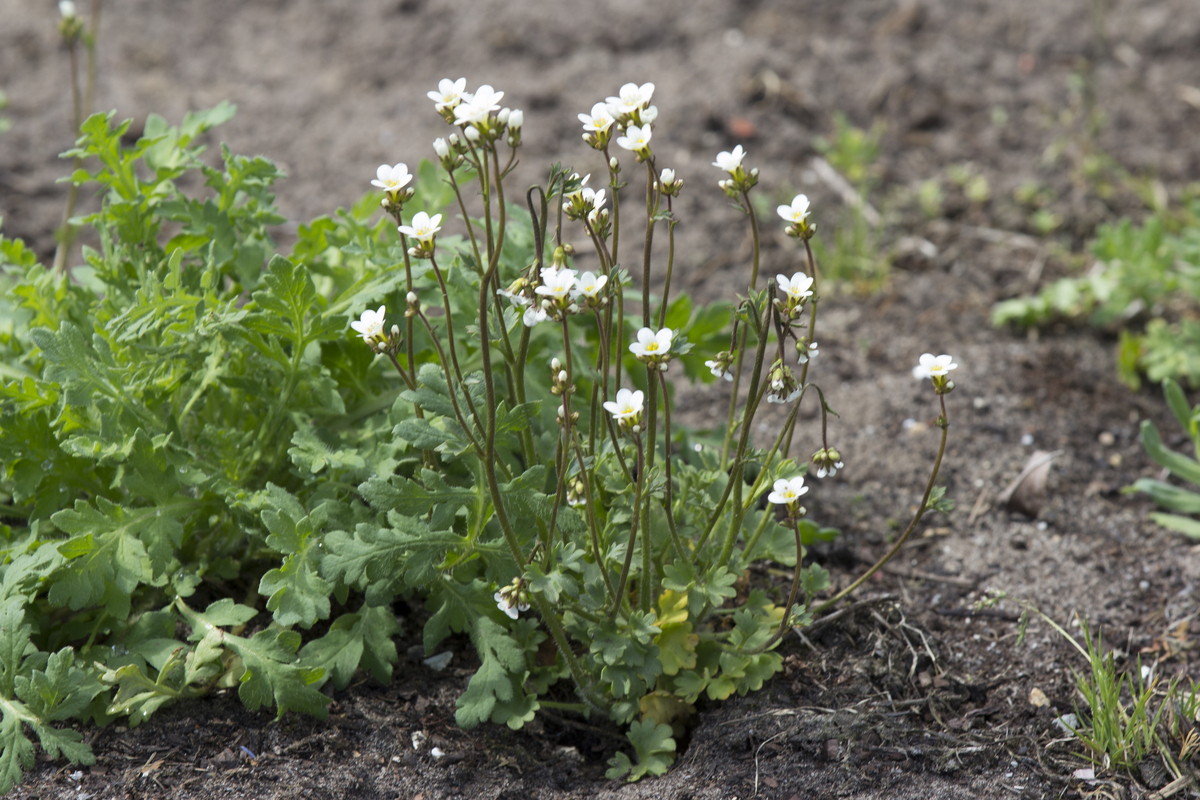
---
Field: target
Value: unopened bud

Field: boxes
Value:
[433,138,449,158]
[551,358,562,371]
[406,291,418,304]
[643,105,658,124]
[448,133,460,146]
[464,125,481,142]
[508,109,523,129]
[498,108,511,126]
[558,370,568,383]
[59,0,76,17]
[609,156,619,170]
[391,324,400,338]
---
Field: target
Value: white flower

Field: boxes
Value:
[428,78,467,111]
[776,272,814,302]
[912,353,958,380]
[398,211,442,243]
[705,359,733,381]
[615,124,652,153]
[582,187,606,210]
[351,306,386,342]
[712,145,746,173]
[574,271,608,299]
[798,341,819,365]
[606,82,655,116]
[641,105,658,125]
[371,163,413,192]
[767,476,809,505]
[660,168,675,185]
[629,327,673,359]
[454,84,504,125]
[579,102,616,133]
[535,267,578,300]
[778,194,811,225]
[815,460,843,479]
[603,387,644,421]
[59,1,76,18]
[433,138,450,158]
[522,306,549,327]
[493,591,529,620]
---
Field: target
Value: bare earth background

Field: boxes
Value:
[3,1,1200,798]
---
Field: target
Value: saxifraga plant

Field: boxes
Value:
[0,78,959,791]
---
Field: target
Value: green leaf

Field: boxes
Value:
[1141,420,1200,485]
[1149,512,1200,539]
[606,719,676,781]
[455,616,536,730]
[1130,478,1200,514]
[256,487,333,628]
[288,422,366,475]
[299,607,400,690]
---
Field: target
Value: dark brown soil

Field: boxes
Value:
[4,1,1200,798]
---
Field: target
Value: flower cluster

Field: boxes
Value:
[912,353,957,394]
[494,578,530,620]
[811,447,844,479]
[562,173,609,231]
[498,262,611,328]
[765,360,801,404]
[578,82,657,153]
[428,78,523,148]
[629,327,675,370]
[704,350,734,382]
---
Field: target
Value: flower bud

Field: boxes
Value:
[551,358,562,371]
[464,125,481,142]
[391,324,400,338]
[433,137,449,158]
[508,109,523,129]
[59,0,76,17]
[407,291,418,304]
[642,105,658,124]
[661,168,675,185]
[448,133,460,146]
[609,156,619,170]
[558,370,568,383]
[498,108,511,126]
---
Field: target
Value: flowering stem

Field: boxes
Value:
[740,400,801,557]
[528,589,601,712]
[641,159,657,328]
[656,213,678,330]
[570,429,617,604]
[385,353,418,393]
[609,433,645,619]
[449,172,484,277]
[399,232,418,387]
[720,203,763,468]
[413,309,491,468]
[426,253,482,425]
[812,393,950,616]
[657,371,686,560]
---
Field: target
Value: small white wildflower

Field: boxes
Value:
[628,326,673,360]
[428,77,467,111]
[777,194,811,225]
[579,102,616,133]
[350,306,386,343]
[606,82,655,116]
[371,163,413,192]
[573,271,608,299]
[535,267,578,300]
[776,272,814,303]
[767,476,809,506]
[912,353,958,380]
[615,124,652,154]
[712,145,746,173]
[398,211,442,244]
[603,387,644,422]
[59,1,76,18]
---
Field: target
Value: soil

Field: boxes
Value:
[3,0,1200,798]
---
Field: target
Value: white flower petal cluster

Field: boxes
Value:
[606,82,655,116]
[535,267,578,300]
[797,341,819,365]
[453,84,505,126]
[494,590,530,620]
[574,271,608,299]
[776,272,814,303]
[603,387,644,422]
[628,327,674,362]
[371,163,413,192]
[616,124,652,154]
[398,211,442,243]
[778,194,811,225]
[912,353,957,380]
[767,476,809,506]
[428,78,467,111]
[712,145,746,173]
[350,306,386,344]
[579,102,617,134]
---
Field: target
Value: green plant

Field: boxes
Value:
[0,80,958,793]
[808,114,890,291]
[992,206,1200,388]
[1129,378,1200,539]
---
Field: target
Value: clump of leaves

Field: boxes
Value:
[1129,379,1200,539]
[992,207,1200,388]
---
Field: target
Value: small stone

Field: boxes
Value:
[1028,687,1049,707]
[1098,431,1115,446]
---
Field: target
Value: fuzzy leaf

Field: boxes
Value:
[606,719,675,781]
